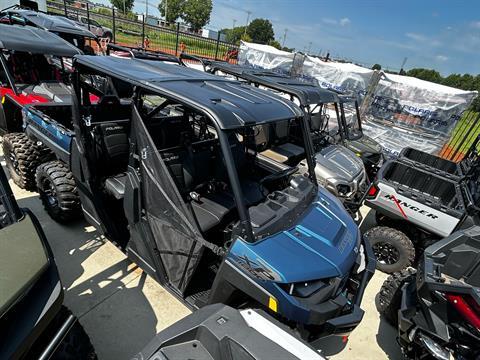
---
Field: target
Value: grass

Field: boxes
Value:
[440,110,480,160]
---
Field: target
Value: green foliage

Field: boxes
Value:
[268,39,282,49]
[246,18,274,44]
[158,0,185,23]
[221,26,247,44]
[183,0,212,31]
[372,63,382,70]
[241,33,252,43]
[406,68,443,83]
[405,68,480,112]
[110,0,134,14]
[94,7,112,16]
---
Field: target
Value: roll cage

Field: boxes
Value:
[182,55,365,144]
[71,55,317,244]
[0,24,81,94]
[106,43,183,64]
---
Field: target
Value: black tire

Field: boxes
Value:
[2,133,52,190]
[36,160,81,223]
[377,268,416,326]
[364,226,415,273]
[51,307,97,360]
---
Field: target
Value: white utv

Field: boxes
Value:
[364,137,480,272]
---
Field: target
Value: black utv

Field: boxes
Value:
[0,7,98,53]
[378,226,480,360]
[67,55,374,341]
[0,165,95,359]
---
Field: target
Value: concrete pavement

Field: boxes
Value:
[8,164,402,359]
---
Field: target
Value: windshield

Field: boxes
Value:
[340,101,363,140]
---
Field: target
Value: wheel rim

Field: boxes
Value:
[373,242,400,265]
[42,178,58,207]
[7,150,20,175]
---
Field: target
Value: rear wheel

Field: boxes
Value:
[3,133,51,190]
[36,160,81,223]
[377,268,416,326]
[364,226,415,273]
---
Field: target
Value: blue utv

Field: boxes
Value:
[68,55,375,341]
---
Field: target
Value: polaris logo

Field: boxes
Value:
[384,194,438,219]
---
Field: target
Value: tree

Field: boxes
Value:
[222,26,247,44]
[158,0,185,24]
[372,63,382,70]
[246,18,274,44]
[406,68,442,83]
[268,39,282,50]
[110,0,134,14]
[182,0,213,31]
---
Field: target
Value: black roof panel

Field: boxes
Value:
[5,10,96,38]
[74,55,303,129]
[207,61,341,105]
[0,24,82,56]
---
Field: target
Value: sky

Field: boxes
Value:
[108,0,480,75]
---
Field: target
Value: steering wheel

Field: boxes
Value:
[260,166,298,185]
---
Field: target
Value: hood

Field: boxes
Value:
[314,144,364,182]
[228,187,360,283]
[346,135,382,155]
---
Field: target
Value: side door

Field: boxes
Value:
[123,103,204,295]
[69,95,121,242]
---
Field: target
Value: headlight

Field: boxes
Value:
[280,279,327,298]
[336,184,351,196]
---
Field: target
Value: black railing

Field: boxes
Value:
[46,0,239,62]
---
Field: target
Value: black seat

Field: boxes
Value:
[105,173,127,200]
[92,121,130,199]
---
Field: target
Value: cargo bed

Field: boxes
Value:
[379,160,465,215]
[398,147,463,180]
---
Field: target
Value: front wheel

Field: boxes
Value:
[377,268,416,326]
[364,226,415,273]
[36,160,81,223]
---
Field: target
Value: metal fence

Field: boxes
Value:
[46,0,239,61]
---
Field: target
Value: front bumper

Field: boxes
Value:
[211,236,376,340]
[305,235,376,336]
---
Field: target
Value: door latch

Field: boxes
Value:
[141,148,148,160]
[83,115,91,127]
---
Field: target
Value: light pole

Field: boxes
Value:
[307,41,312,54]
[244,10,251,35]
[282,28,288,47]
[233,19,236,28]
